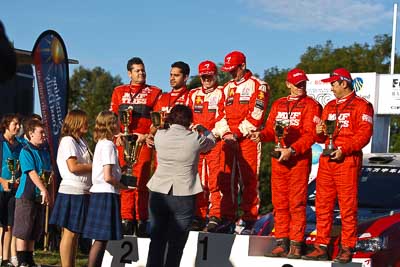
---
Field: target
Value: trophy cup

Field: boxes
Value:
[322,120,336,156]
[150,111,168,129]
[6,158,19,193]
[270,120,289,159]
[119,106,138,188]
[36,169,52,203]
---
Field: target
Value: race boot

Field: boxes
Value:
[264,238,289,257]
[302,244,329,261]
[287,240,303,259]
[333,246,353,264]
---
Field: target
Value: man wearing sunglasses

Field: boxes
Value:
[303,68,374,263]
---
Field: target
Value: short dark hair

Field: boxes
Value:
[24,119,44,140]
[167,105,193,128]
[171,61,190,77]
[127,57,144,71]
[0,113,20,133]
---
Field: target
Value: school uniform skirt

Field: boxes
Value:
[83,192,122,241]
[50,193,90,233]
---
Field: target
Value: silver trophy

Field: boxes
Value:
[119,106,139,187]
[271,120,290,159]
[322,120,336,156]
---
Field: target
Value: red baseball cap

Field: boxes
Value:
[321,68,352,83]
[198,60,217,76]
[287,68,308,85]
[221,51,246,72]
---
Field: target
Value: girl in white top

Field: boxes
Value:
[50,110,92,267]
[82,111,126,267]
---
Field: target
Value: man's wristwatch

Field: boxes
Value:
[289,147,296,155]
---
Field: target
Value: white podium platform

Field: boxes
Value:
[102,231,369,267]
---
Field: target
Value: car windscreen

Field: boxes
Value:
[358,166,400,209]
[307,166,400,210]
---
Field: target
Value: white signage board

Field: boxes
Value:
[376,74,400,114]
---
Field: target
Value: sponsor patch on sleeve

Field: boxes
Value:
[256,99,265,110]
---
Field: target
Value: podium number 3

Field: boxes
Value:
[199,236,208,260]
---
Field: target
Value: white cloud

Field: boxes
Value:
[239,0,393,31]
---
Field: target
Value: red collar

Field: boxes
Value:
[234,70,252,85]
[287,94,305,101]
[336,91,355,104]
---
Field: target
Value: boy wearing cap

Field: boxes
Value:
[303,68,373,263]
[251,68,322,258]
[110,57,162,237]
[187,60,231,232]
[219,51,269,233]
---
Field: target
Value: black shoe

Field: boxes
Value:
[1,260,14,267]
[121,219,135,235]
[136,220,149,237]
[191,217,206,231]
[206,216,222,232]
[240,220,256,235]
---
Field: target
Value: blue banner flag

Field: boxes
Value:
[32,30,69,187]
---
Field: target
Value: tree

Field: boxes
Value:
[69,66,122,146]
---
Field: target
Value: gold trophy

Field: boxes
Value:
[270,120,290,159]
[119,106,138,188]
[150,111,168,130]
[322,119,336,156]
[6,158,19,193]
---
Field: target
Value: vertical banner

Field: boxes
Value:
[32,30,69,192]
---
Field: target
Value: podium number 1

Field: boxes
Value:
[199,236,208,260]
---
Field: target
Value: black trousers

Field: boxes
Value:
[146,191,195,267]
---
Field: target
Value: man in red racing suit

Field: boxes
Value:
[219,51,270,233]
[110,57,162,236]
[153,61,191,115]
[187,60,230,232]
[252,68,322,258]
[303,68,374,264]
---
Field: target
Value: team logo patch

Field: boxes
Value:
[194,95,204,113]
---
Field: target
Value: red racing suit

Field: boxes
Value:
[219,70,269,221]
[153,87,190,114]
[188,86,227,220]
[315,91,373,248]
[260,95,322,242]
[110,83,162,221]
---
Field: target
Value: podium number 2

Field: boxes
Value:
[199,236,208,260]
[120,241,133,263]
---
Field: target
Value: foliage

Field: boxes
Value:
[69,66,122,147]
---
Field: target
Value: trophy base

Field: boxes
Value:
[270,151,281,159]
[121,174,137,188]
[322,148,335,156]
[8,182,17,194]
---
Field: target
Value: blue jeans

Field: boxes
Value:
[146,191,195,267]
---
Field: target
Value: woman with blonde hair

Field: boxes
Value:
[50,109,92,267]
[83,111,126,267]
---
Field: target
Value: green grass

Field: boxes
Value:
[34,250,88,267]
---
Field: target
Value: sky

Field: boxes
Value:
[1,0,398,93]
